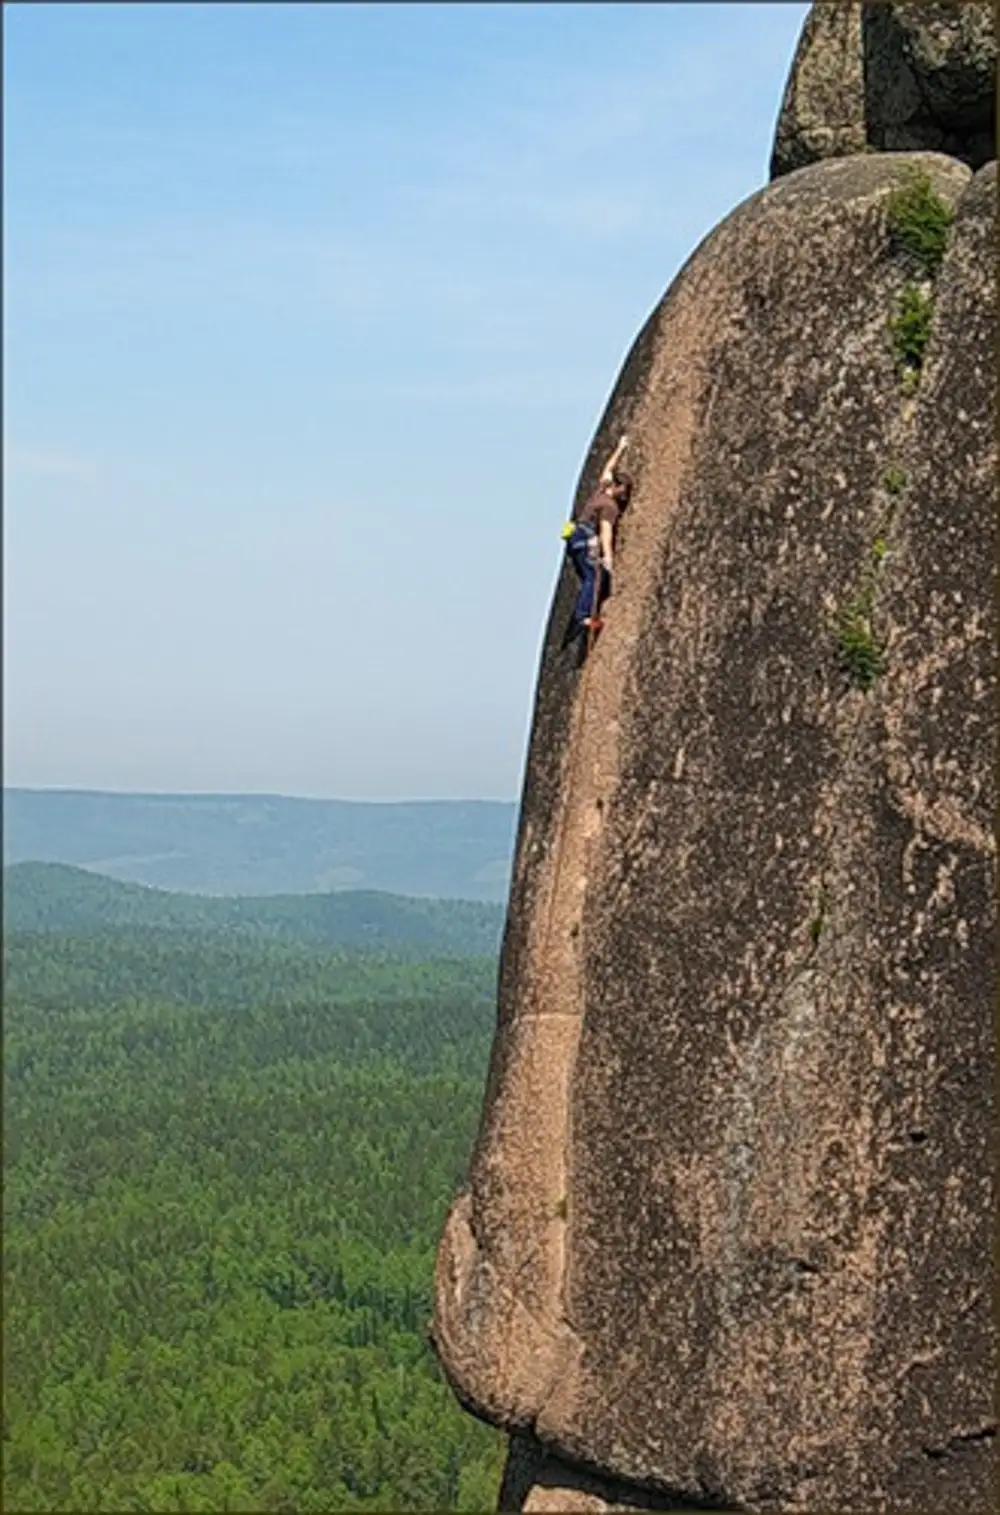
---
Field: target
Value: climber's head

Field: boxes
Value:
[610,469,633,508]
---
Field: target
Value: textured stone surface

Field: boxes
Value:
[771,1,996,178]
[431,151,996,1513]
[770,2,867,178]
[499,1434,692,1512]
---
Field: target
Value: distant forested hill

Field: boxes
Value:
[4,862,505,957]
[3,789,518,900]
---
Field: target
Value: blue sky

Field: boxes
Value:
[4,1,809,801]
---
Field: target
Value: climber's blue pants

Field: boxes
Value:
[567,525,609,627]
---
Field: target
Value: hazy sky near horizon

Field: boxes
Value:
[5,1,809,801]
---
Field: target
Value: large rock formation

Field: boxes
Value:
[431,6,996,1511]
[771,1,996,179]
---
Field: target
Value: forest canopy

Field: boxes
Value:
[4,861,504,956]
[4,917,506,1512]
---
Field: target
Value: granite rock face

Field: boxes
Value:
[432,146,997,1514]
[771,1,996,179]
[769,2,867,177]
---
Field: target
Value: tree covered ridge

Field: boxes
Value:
[4,931,506,1511]
[4,861,505,956]
[4,790,517,901]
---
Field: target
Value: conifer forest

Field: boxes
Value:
[4,900,508,1512]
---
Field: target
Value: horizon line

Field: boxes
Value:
[4,784,519,806]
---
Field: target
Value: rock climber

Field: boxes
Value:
[564,433,633,640]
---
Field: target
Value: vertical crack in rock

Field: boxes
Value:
[432,245,725,1439]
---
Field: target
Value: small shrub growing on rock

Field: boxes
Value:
[885,169,955,277]
[808,885,829,948]
[883,465,907,494]
[835,538,891,691]
[889,283,934,378]
[836,590,882,690]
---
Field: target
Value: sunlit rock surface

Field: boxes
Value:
[431,11,997,1509]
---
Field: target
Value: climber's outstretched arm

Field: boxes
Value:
[599,433,629,486]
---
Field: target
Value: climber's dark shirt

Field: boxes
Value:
[575,486,621,536]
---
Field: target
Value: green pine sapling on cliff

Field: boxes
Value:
[885,169,955,391]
